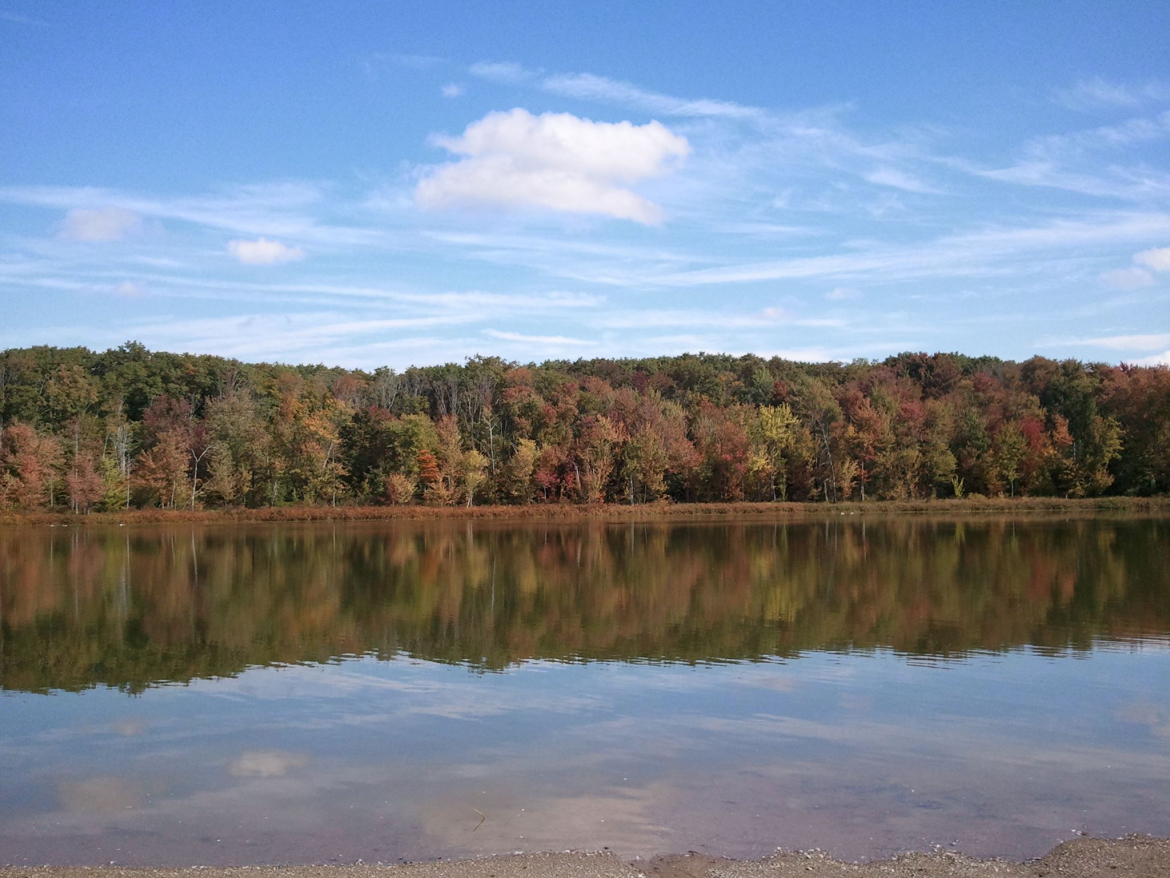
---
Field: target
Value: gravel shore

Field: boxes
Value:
[5,838,1169,878]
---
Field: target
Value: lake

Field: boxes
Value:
[1,516,1168,866]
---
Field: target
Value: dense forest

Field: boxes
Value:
[0,343,1168,513]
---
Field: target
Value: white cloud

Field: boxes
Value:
[652,213,1170,287]
[227,237,306,265]
[1100,267,1155,290]
[974,160,1170,201]
[596,308,845,331]
[0,11,48,25]
[826,287,860,300]
[864,167,942,194]
[1136,350,1170,366]
[59,207,142,241]
[541,72,761,120]
[468,61,535,84]
[969,112,1170,201]
[103,311,486,363]
[361,53,444,79]
[1055,78,1170,111]
[441,83,464,98]
[415,108,690,224]
[1079,332,1170,350]
[483,329,593,346]
[388,53,443,69]
[1135,246,1170,271]
[114,281,145,298]
[3,182,382,249]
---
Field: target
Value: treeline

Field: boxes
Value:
[1,343,1168,512]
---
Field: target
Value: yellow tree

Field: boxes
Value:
[576,415,622,504]
[749,404,798,501]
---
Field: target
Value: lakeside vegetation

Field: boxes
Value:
[3,496,1170,527]
[2,343,1169,514]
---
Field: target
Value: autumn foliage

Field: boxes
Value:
[1,343,1168,513]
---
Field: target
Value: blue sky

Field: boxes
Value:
[2,1,1169,369]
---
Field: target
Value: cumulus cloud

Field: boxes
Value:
[60,207,142,241]
[441,83,464,98]
[415,108,689,224]
[227,237,306,265]
[1134,246,1170,272]
[1100,267,1155,290]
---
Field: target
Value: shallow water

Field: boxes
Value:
[1,517,1168,865]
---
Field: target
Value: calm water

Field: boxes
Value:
[1,517,1168,865]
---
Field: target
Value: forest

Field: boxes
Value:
[0,342,1168,513]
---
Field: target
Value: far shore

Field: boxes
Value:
[3,837,1169,878]
[1,495,1169,528]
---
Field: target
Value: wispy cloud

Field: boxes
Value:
[1135,351,1170,366]
[864,167,944,195]
[1,182,384,249]
[1135,247,1170,271]
[1100,267,1155,290]
[1098,243,1170,289]
[1077,332,1170,350]
[483,329,593,346]
[595,307,846,331]
[826,287,861,301]
[0,10,47,26]
[966,111,1170,201]
[361,53,445,79]
[541,72,762,120]
[227,238,306,266]
[650,214,1170,288]
[1054,78,1170,111]
[98,311,488,363]
[59,207,142,242]
[468,61,536,84]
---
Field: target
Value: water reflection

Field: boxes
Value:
[2,518,1168,692]
[0,518,1168,865]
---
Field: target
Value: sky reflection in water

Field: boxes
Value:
[1,518,1168,865]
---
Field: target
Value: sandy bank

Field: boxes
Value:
[5,838,1170,878]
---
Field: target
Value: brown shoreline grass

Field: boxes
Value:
[2,495,1169,527]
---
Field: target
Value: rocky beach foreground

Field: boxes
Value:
[6,838,1170,878]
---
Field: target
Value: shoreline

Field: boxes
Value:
[2,496,1169,528]
[4,837,1170,878]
